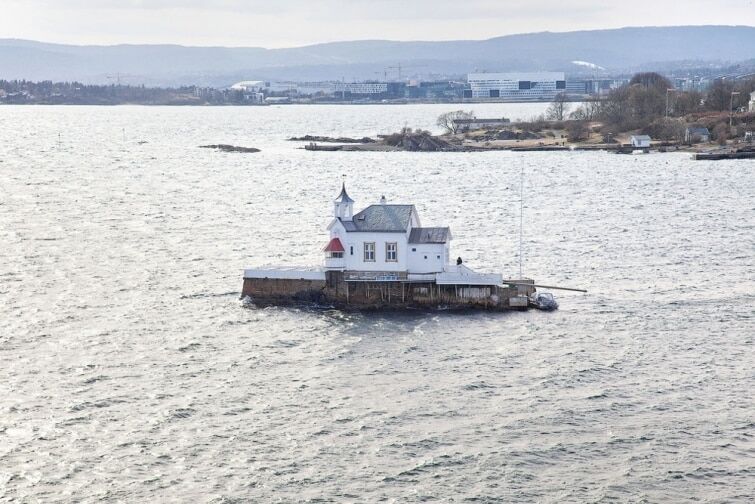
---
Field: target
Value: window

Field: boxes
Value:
[411,248,416,252]
[364,242,375,262]
[386,242,397,262]
[350,246,354,256]
[331,252,343,258]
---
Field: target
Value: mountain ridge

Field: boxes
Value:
[1,25,753,86]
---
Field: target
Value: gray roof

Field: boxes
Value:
[632,135,651,140]
[342,204,415,232]
[687,127,710,134]
[453,118,509,124]
[409,227,450,244]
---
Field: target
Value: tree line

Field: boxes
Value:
[0,80,251,105]
[545,72,755,143]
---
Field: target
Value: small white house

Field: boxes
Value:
[630,135,651,148]
[750,91,755,112]
[324,184,452,276]
[685,127,710,144]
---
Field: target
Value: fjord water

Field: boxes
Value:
[1,104,753,502]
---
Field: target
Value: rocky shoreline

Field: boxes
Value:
[200,144,260,153]
[289,135,375,143]
[296,125,754,157]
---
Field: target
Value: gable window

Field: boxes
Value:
[386,242,397,262]
[364,242,375,262]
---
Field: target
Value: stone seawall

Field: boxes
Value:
[242,277,328,305]
[242,271,532,311]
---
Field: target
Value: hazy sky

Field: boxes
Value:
[3,0,753,47]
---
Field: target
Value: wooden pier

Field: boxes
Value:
[693,149,755,160]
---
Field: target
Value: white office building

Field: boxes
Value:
[467,72,567,100]
[334,82,389,95]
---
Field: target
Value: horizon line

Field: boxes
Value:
[0,24,751,51]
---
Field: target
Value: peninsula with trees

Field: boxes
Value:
[299,72,755,156]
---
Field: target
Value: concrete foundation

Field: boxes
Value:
[241,271,535,311]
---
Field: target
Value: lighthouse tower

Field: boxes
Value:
[333,182,354,220]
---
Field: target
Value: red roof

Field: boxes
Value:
[323,237,345,252]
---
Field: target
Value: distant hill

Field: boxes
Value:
[1,26,754,87]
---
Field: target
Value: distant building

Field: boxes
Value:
[565,80,589,96]
[267,81,336,95]
[230,81,266,92]
[452,118,510,132]
[685,127,710,143]
[334,82,388,95]
[582,78,630,96]
[405,80,464,99]
[467,72,566,101]
[332,82,405,99]
[750,91,755,112]
[229,81,266,103]
[630,135,652,148]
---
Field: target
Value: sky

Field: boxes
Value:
[2,0,753,47]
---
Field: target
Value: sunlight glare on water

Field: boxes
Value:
[0,104,753,502]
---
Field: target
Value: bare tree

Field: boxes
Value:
[436,110,475,134]
[629,72,673,92]
[567,120,590,142]
[712,123,729,145]
[674,91,704,116]
[569,97,604,121]
[545,93,570,121]
[705,80,734,112]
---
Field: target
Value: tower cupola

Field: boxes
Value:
[334,182,354,221]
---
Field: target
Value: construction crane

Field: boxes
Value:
[385,63,427,82]
[105,73,139,86]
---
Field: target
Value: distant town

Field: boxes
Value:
[2,69,754,107]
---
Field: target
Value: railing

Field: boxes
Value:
[436,264,502,286]
[344,270,408,282]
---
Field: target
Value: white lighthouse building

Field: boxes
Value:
[323,183,453,278]
[243,183,506,296]
[242,184,579,309]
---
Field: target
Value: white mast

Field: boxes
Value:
[519,164,524,279]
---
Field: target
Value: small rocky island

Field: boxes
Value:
[200,144,260,153]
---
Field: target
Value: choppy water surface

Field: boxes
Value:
[1,104,753,502]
